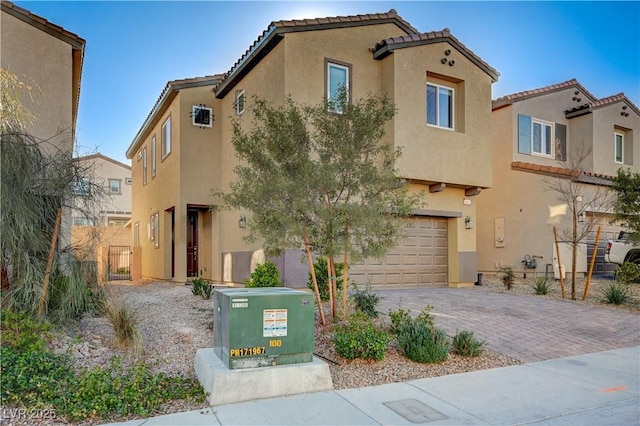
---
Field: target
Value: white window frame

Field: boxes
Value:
[151,134,157,178]
[108,179,121,194]
[235,90,246,116]
[192,105,213,127]
[151,212,159,248]
[326,61,350,113]
[531,118,554,157]
[142,146,148,186]
[72,178,90,196]
[73,217,94,227]
[161,116,171,159]
[426,83,454,130]
[614,132,624,164]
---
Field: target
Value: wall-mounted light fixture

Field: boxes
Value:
[465,216,473,229]
[578,212,585,223]
[238,215,247,228]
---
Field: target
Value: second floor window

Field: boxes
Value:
[326,60,350,112]
[532,119,553,156]
[108,179,121,194]
[426,83,454,129]
[614,132,624,164]
[235,90,246,116]
[151,135,157,178]
[193,105,212,127]
[161,116,171,159]
[142,146,148,186]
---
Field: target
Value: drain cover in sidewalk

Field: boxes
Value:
[383,399,448,423]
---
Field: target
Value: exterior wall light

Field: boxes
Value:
[238,215,247,228]
[578,212,585,223]
[465,216,473,229]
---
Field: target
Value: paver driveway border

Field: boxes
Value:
[376,287,640,363]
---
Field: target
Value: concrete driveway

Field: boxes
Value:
[376,287,640,363]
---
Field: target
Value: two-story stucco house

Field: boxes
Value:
[477,79,640,277]
[72,153,132,228]
[126,10,499,288]
[1,0,85,250]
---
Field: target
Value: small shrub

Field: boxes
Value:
[614,262,640,284]
[397,321,449,363]
[452,330,485,357]
[601,282,630,305]
[350,283,381,318]
[333,312,389,360]
[102,298,143,354]
[200,282,213,300]
[307,257,343,301]
[246,261,281,287]
[389,305,434,335]
[500,266,515,290]
[191,277,204,296]
[533,277,550,295]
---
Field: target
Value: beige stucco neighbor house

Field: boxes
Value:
[126,10,499,288]
[477,79,640,278]
[1,0,85,250]
[72,153,132,228]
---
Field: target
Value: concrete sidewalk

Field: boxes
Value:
[104,345,640,426]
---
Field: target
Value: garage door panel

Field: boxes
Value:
[351,217,449,289]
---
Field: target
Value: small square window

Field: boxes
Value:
[426,83,454,130]
[192,105,213,127]
[161,116,171,159]
[235,90,246,116]
[72,178,90,196]
[532,119,553,157]
[109,179,121,194]
[326,60,350,113]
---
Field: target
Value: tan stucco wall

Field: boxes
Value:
[1,11,74,153]
[592,105,640,176]
[391,43,494,187]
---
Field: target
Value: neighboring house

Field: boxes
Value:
[477,79,640,277]
[1,0,85,250]
[72,153,132,227]
[126,10,499,288]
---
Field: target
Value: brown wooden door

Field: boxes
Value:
[187,210,198,277]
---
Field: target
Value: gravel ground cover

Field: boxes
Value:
[2,274,637,425]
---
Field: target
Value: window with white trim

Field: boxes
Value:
[142,146,148,186]
[326,60,350,112]
[426,83,454,129]
[192,105,212,127]
[532,119,553,157]
[73,217,94,227]
[614,132,624,164]
[161,116,171,159]
[149,212,159,248]
[151,134,157,178]
[108,179,121,194]
[234,90,246,116]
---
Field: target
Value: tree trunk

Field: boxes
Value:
[583,226,601,300]
[342,224,349,316]
[39,208,62,317]
[553,226,566,298]
[327,256,335,320]
[303,228,325,326]
[571,197,577,300]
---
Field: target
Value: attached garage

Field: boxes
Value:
[350,216,448,290]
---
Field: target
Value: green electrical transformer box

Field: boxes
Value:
[213,287,315,370]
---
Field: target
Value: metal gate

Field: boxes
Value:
[108,246,131,280]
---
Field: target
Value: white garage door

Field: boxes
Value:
[349,216,448,290]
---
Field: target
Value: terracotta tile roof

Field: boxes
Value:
[371,28,499,82]
[564,92,640,117]
[492,79,598,110]
[215,9,420,97]
[126,75,224,159]
[1,0,85,48]
[511,161,614,182]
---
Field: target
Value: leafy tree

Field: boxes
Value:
[215,88,420,322]
[610,168,640,243]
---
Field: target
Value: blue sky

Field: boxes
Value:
[13,1,640,164]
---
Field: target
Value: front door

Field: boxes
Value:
[187,210,198,277]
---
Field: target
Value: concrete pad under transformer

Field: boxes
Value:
[195,348,333,406]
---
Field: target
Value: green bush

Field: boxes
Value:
[350,283,381,318]
[397,321,450,363]
[389,306,434,335]
[246,261,281,287]
[191,278,204,296]
[200,282,213,300]
[307,257,343,301]
[0,310,206,422]
[614,262,640,284]
[532,277,550,295]
[102,298,143,354]
[333,313,389,360]
[452,330,485,357]
[601,282,630,305]
[500,266,515,290]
